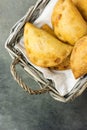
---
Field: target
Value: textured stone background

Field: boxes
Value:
[0,0,87,130]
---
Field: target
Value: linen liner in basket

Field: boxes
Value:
[5,0,87,102]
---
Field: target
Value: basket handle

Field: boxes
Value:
[10,57,50,95]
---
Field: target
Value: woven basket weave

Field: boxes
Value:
[5,0,87,102]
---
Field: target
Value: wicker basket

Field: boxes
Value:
[5,0,87,102]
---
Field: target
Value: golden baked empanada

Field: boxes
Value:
[52,0,87,45]
[72,0,87,21]
[70,36,87,79]
[24,22,72,67]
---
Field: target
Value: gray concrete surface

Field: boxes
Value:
[0,0,87,130]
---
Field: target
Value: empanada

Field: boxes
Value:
[24,22,72,67]
[52,0,87,45]
[72,0,87,21]
[70,36,87,78]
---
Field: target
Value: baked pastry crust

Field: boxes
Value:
[24,22,72,67]
[70,36,87,78]
[52,0,87,45]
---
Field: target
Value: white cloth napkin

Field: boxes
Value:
[15,0,79,96]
